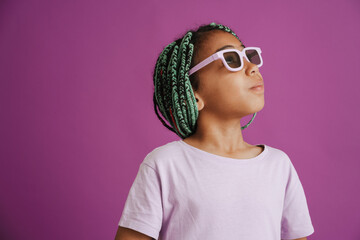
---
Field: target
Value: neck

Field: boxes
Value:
[185,111,250,152]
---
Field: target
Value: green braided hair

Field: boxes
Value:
[152,22,257,140]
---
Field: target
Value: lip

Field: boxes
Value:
[250,82,264,89]
[250,84,264,92]
[250,83,264,88]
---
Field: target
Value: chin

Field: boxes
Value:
[253,100,265,112]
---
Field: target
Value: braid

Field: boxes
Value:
[153,22,243,139]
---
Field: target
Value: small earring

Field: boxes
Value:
[241,112,257,130]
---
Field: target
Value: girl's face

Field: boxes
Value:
[193,30,264,118]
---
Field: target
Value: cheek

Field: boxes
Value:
[220,77,248,95]
[200,72,249,102]
[210,79,249,105]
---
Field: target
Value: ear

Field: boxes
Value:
[193,91,204,111]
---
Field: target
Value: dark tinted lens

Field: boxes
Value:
[223,51,241,68]
[245,49,261,65]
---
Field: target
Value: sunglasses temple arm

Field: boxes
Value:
[188,54,217,76]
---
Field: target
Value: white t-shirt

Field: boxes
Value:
[119,140,315,240]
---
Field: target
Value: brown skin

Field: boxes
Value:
[114,30,307,240]
[183,30,266,159]
[114,226,153,240]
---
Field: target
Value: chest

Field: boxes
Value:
[164,163,286,222]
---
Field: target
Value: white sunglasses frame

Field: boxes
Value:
[188,47,263,76]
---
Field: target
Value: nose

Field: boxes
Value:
[243,56,259,75]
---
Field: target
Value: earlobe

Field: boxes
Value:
[197,100,204,111]
[193,92,204,111]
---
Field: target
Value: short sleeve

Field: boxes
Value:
[119,162,163,239]
[281,159,315,239]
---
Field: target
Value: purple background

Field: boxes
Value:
[1,0,359,239]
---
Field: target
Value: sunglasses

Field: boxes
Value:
[188,47,263,76]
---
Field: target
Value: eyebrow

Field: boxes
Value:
[215,44,246,53]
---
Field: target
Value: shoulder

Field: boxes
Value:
[265,144,293,167]
[264,145,300,185]
[142,140,183,169]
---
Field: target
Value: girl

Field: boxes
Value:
[115,22,314,240]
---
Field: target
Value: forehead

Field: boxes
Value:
[203,30,245,55]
